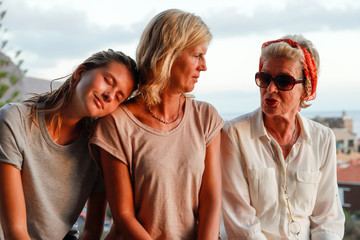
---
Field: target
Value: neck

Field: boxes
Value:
[264,114,299,147]
[148,93,183,124]
[45,107,83,145]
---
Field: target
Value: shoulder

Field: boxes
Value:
[101,105,127,122]
[0,103,29,122]
[224,109,255,133]
[300,115,333,137]
[189,98,219,116]
[95,105,131,134]
[189,98,224,125]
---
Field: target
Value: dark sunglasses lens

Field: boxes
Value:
[275,75,295,90]
[255,72,271,88]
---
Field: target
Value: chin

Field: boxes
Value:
[261,105,280,117]
[87,106,102,118]
[185,86,195,93]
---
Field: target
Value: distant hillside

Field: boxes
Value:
[20,76,64,101]
[0,52,65,105]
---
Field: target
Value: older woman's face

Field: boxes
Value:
[260,57,305,118]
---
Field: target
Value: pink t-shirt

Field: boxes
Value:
[90,98,224,239]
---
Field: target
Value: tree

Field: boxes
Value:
[0,0,26,107]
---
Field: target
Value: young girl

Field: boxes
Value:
[0,49,138,240]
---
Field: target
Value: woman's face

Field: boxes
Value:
[74,61,134,118]
[260,57,305,119]
[168,42,208,93]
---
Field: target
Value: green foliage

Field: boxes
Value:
[343,209,360,239]
[0,58,8,66]
[0,102,4,108]
[1,40,7,50]
[14,50,21,58]
[344,209,350,218]
[0,83,9,98]
[11,90,19,98]
[10,75,19,84]
[0,1,26,104]
[0,10,6,20]
[0,70,7,78]
[17,59,24,67]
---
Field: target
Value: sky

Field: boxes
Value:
[2,0,360,115]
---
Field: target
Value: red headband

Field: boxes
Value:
[260,38,318,101]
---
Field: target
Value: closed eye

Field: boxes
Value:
[104,76,112,85]
[116,91,126,103]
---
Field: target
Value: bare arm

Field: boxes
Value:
[0,163,31,240]
[78,191,107,240]
[100,149,153,240]
[198,132,222,240]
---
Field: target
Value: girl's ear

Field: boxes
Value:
[74,65,86,82]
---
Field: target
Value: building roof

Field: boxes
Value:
[337,158,360,183]
[333,128,357,140]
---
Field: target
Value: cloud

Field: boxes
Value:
[2,0,359,81]
[204,1,360,38]
[3,1,144,60]
[4,0,359,62]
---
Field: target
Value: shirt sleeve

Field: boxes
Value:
[309,129,345,240]
[89,113,128,167]
[201,102,224,147]
[0,104,24,170]
[221,121,267,240]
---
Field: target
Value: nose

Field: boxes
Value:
[102,91,115,102]
[266,80,278,93]
[198,58,207,71]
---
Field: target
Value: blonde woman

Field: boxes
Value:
[90,9,224,240]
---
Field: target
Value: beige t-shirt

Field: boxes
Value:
[90,98,224,240]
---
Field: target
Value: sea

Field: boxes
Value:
[219,110,360,137]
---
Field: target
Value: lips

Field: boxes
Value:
[94,94,104,109]
[264,98,279,106]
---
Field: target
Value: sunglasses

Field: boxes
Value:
[255,72,304,91]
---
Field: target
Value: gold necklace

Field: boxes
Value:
[148,96,181,124]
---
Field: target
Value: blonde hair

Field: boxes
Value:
[136,9,212,106]
[24,49,138,133]
[260,34,320,108]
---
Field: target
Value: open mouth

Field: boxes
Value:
[265,98,278,106]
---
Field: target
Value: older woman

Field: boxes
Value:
[90,9,223,240]
[221,35,345,239]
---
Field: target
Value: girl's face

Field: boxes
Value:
[167,42,208,94]
[74,61,135,118]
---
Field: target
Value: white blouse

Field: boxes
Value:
[221,108,345,240]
